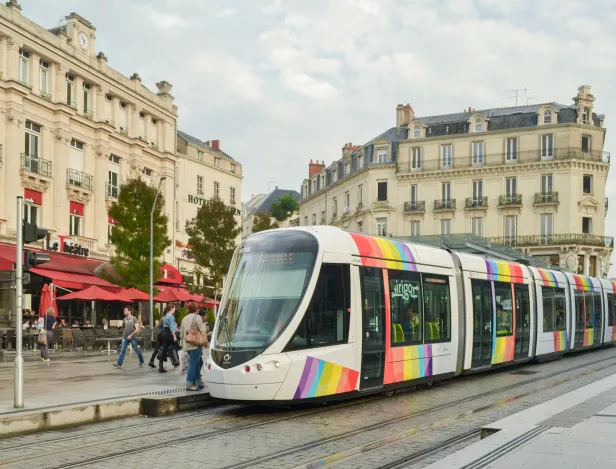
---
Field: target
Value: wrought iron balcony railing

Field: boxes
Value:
[465,197,488,209]
[20,154,52,178]
[404,201,426,213]
[487,233,614,249]
[434,199,456,211]
[534,192,559,205]
[498,194,523,207]
[67,168,93,191]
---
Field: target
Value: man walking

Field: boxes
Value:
[113,306,144,368]
[159,304,178,373]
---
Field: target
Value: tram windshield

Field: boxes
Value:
[215,230,318,351]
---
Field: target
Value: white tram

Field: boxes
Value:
[206,227,616,403]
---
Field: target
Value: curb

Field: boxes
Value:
[0,392,213,438]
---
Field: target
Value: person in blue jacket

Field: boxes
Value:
[159,304,178,373]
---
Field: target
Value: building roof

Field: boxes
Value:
[177,130,235,161]
[245,188,301,217]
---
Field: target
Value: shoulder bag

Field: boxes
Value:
[38,315,47,345]
[185,315,208,347]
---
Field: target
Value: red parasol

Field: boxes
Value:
[39,284,57,317]
[57,285,132,302]
[123,287,150,301]
[153,287,193,303]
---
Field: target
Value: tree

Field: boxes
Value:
[186,197,240,297]
[252,211,279,234]
[107,178,171,291]
[270,194,298,222]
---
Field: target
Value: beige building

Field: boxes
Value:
[241,188,300,239]
[299,86,612,277]
[0,4,178,262]
[175,131,242,283]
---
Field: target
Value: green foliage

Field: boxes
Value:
[271,194,298,222]
[107,178,171,291]
[186,197,240,295]
[153,307,161,322]
[206,309,216,327]
[176,307,187,325]
[252,212,279,234]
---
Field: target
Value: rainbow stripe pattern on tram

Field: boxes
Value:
[386,345,433,383]
[583,328,594,347]
[485,259,524,284]
[293,357,359,399]
[350,233,417,271]
[572,274,594,291]
[554,331,567,352]
[492,336,515,364]
[536,268,558,287]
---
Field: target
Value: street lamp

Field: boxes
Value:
[149,176,166,331]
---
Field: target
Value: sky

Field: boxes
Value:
[18,0,616,274]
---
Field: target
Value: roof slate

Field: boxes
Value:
[247,189,301,217]
[177,130,236,161]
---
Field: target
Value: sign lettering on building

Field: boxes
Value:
[187,195,241,215]
[45,234,90,257]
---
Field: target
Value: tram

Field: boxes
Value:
[206,227,615,404]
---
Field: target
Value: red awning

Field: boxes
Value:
[159,264,183,285]
[57,285,130,302]
[30,267,117,291]
[123,287,150,301]
[154,287,193,303]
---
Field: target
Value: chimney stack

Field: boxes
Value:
[211,140,220,151]
[309,159,325,178]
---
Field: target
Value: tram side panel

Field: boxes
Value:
[565,273,604,351]
[600,279,616,344]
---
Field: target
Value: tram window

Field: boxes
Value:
[542,287,555,332]
[608,294,615,327]
[575,290,584,329]
[388,270,422,346]
[286,264,350,351]
[360,267,386,346]
[422,275,451,343]
[494,282,513,337]
[554,288,566,331]
[584,293,594,328]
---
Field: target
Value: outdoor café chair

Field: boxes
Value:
[72,330,86,351]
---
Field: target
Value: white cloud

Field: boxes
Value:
[280,70,338,99]
[197,51,263,103]
[260,0,282,15]
[146,9,189,29]
[216,8,237,18]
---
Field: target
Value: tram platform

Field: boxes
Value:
[428,369,616,468]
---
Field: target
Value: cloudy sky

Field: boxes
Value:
[20,0,616,274]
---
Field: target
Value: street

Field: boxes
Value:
[1,347,615,469]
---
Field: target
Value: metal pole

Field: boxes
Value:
[149,177,166,332]
[14,196,24,408]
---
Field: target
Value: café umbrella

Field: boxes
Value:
[38,284,58,316]
[122,287,150,301]
[57,285,132,302]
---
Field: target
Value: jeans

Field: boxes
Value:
[40,331,53,359]
[117,337,144,366]
[186,348,203,386]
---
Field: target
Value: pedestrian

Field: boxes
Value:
[180,302,208,391]
[38,307,56,363]
[147,317,163,368]
[102,319,109,330]
[158,304,178,373]
[113,306,144,369]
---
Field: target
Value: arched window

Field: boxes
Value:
[543,110,552,124]
[413,125,421,138]
[582,107,590,124]
[474,118,483,132]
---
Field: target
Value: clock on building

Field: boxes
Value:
[78,32,89,50]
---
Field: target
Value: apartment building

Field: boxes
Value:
[299,86,612,277]
[241,187,300,238]
[175,131,242,281]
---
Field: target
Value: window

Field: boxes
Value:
[472,180,483,201]
[118,102,127,130]
[376,217,387,236]
[541,174,553,194]
[312,213,316,225]
[231,164,237,174]
[541,134,554,159]
[582,107,590,124]
[230,187,236,205]
[214,157,220,168]
[83,83,90,113]
[608,293,615,327]
[344,191,350,210]
[345,162,350,176]
[542,287,567,332]
[71,139,84,151]
[332,197,337,217]
[357,220,363,232]
[377,181,388,201]
[197,176,204,195]
[333,169,337,180]
[358,184,363,206]
[214,181,220,198]
[150,120,157,143]
[411,147,422,170]
[389,270,423,346]
[66,74,74,106]
[107,223,114,244]
[471,217,483,237]
[287,264,351,350]
[442,182,451,202]
[321,211,325,223]
[24,202,39,225]
[69,214,81,236]
[494,282,513,336]
[39,60,48,94]
[440,219,451,235]
[474,118,483,132]
[506,137,518,162]
[19,48,29,84]
[411,221,420,236]
[24,120,40,163]
[506,177,517,197]
[582,217,592,235]
[472,141,484,165]
[357,154,363,168]
[441,144,452,168]
[142,167,152,177]
[413,125,421,138]
[582,135,591,153]
[543,110,552,124]
[377,149,388,163]
[540,213,553,239]
[107,170,119,198]
[410,184,419,203]
[422,275,451,343]
[505,215,517,239]
[108,154,120,165]
[583,174,592,194]
[304,216,308,226]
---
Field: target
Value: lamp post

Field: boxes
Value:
[149,176,166,331]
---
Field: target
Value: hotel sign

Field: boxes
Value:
[187,194,241,215]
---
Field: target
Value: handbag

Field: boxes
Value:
[37,316,47,345]
[185,315,208,347]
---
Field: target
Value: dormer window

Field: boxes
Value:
[543,110,552,124]
[582,107,590,124]
[474,118,483,132]
[413,125,421,138]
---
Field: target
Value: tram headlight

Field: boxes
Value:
[275,361,281,368]
[256,364,263,371]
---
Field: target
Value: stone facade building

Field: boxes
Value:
[299,86,612,277]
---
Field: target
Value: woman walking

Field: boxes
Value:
[159,304,178,373]
[38,307,57,362]
[180,302,208,391]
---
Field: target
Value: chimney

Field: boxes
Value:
[396,103,415,128]
[212,139,220,151]
[309,159,325,178]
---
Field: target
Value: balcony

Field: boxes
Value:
[499,194,523,208]
[39,91,51,102]
[105,183,119,199]
[465,197,488,210]
[82,109,94,120]
[434,199,456,212]
[20,154,52,178]
[487,233,614,249]
[67,169,93,192]
[534,192,559,206]
[404,201,426,213]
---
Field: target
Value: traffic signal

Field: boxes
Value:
[23,223,48,243]
[24,251,50,270]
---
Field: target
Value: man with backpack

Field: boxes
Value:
[113,306,144,368]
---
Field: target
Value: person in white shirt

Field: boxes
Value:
[180,302,208,391]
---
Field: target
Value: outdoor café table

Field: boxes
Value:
[96,337,122,355]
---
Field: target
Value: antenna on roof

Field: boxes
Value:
[505,86,530,107]
[526,96,533,105]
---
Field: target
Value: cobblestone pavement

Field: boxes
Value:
[1,347,616,469]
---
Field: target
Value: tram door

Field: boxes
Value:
[514,284,531,360]
[359,267,386,390]
[471,280,493,368]
[574,290,584,349]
